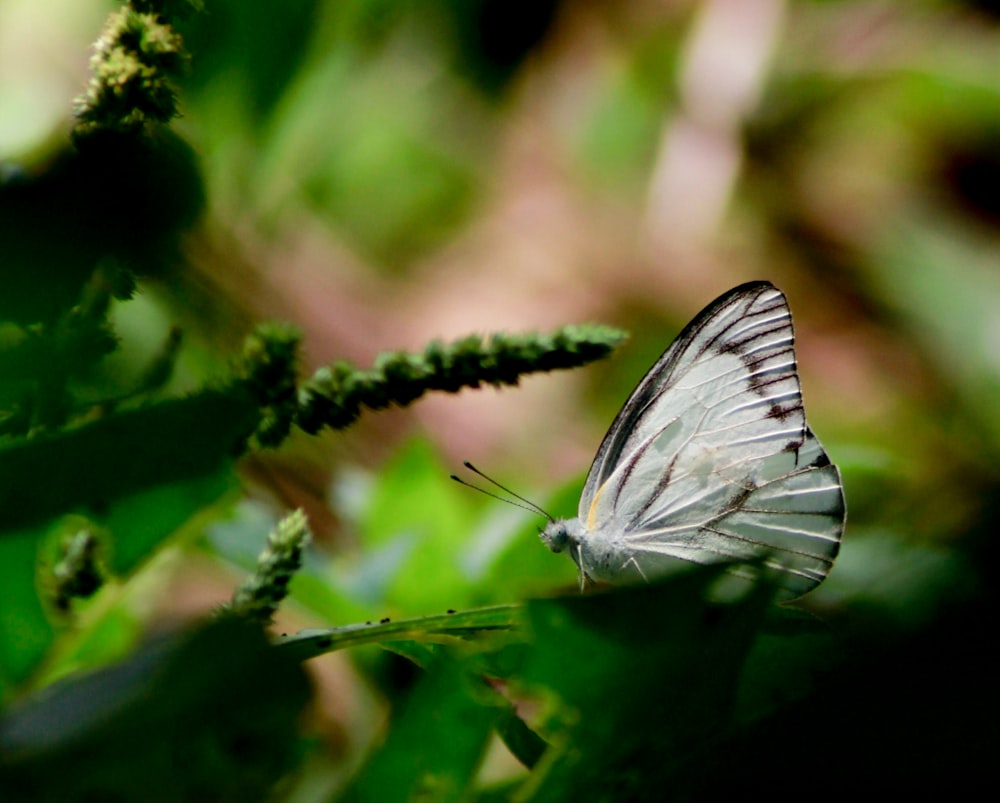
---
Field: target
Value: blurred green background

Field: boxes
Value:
[1,0,999,799]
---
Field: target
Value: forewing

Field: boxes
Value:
[581,281,806,530]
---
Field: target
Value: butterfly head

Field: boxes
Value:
[539,518,588,555]
[539,519,569,553]
[541,518,598,591]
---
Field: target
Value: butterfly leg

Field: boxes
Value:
[621,556,649,583]
[575,544,588,592]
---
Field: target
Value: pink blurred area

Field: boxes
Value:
[6,0,989,532]
[205,1,927,490]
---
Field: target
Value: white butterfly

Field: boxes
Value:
[540,281,845,598]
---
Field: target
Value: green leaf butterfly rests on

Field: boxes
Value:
[539,281,845,598]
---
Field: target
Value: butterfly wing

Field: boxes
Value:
[579,281,844,595]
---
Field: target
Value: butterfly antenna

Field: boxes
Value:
[452,461,554,521]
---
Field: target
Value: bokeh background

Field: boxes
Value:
[3,0,1000,796]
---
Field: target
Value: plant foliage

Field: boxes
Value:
[1,1,997,801]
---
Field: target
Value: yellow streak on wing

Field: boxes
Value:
[587,481,609,529]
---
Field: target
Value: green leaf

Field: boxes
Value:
[101,468,239,576]
[275,605,523,663]
[353,439,480,611]
[0,530,55,695]
[0,618,311,803]
[0,391,251,691]
[514,568,772,803]
[341,652,499,803]
[0,389,256,536]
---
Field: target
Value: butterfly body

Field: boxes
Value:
[540,281,845,598]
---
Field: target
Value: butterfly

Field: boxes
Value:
[540,280,845,598]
